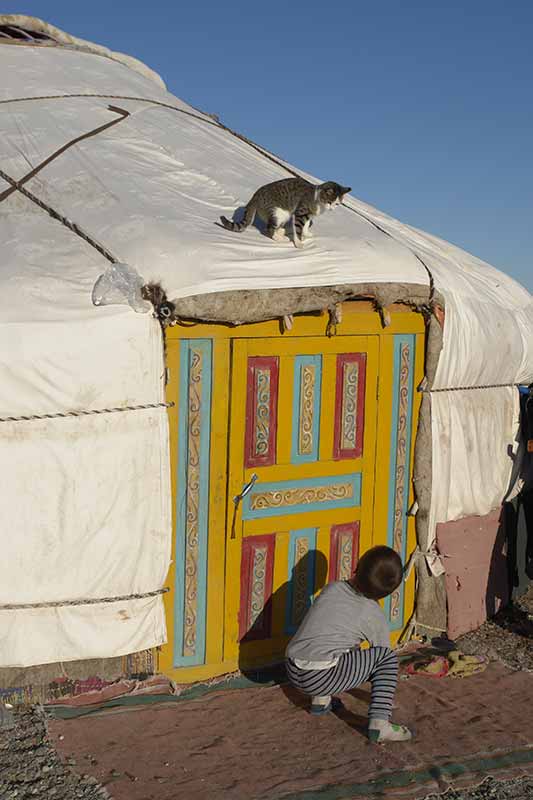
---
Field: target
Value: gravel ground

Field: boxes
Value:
[423,776,533,800]
[456,584,533,672]
[0,706,109,800]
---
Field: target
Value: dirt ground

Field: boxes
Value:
[46,658,533,800]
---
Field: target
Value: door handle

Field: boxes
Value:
[230,474,259,540]
[233,474,258,506]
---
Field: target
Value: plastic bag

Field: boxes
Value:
[92,262,152,313]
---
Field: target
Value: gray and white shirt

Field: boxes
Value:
[286,581,391,670]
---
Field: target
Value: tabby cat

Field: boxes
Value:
[220,177,351,248]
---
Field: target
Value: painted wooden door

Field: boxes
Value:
[225,336,379,668]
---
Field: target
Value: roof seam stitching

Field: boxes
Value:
[0,164,119,264]
[0,93,435,297]
[0,104,135,264]
[0,103,130,204]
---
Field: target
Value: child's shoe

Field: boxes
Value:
[367,719,412,742]
[310,696,343,716]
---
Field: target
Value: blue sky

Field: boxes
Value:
[5,1,532,291]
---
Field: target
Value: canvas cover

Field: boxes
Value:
[1,19,532,666]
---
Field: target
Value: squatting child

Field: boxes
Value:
[285,545,412,743]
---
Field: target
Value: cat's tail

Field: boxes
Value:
[220,202,256,232]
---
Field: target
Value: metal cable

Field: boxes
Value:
[421,383,520,393]
[0,401,173,424]
[0,587,169,610]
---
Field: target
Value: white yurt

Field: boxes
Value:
[1,16,532,701]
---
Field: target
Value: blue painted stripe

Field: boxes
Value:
[384,335,416,630]
[291,355,322,464]
[242,474,361,520]
[173,339,212,667]
[285,529,318,634]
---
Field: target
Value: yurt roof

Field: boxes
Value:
[1,16,532,396]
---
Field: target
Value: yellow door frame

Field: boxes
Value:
[158,303,425,683]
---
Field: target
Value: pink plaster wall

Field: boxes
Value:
[436,508,509,640]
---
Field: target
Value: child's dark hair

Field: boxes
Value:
[351,546,403,600]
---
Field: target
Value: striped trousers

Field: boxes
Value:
[286,647,398,721]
